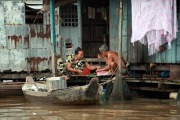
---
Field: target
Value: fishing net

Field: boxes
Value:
[177,89,180,105]
[108,69,131,104]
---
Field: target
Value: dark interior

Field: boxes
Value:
[81,0,109,58]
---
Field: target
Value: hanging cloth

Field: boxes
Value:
[97,7,107,20]
[88,7,95,19]
[131,0,178,55]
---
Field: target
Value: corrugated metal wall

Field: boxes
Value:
[0,0,61,72]
[122,0,179,63]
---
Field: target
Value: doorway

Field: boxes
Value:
[81,0,109,57]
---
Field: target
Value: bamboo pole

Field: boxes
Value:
[118,0,123,75]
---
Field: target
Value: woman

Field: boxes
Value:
[66,47,101,75]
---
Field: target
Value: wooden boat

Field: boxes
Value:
[22,76,102,105]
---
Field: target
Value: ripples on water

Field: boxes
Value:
[0,96,180,120]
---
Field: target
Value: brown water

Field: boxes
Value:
[0,96,180,120]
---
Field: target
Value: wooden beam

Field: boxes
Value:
[0,73,51,80]
[55,0,77,8]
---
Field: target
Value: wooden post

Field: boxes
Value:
[61,38,66,62]
[50,0,57,76]
[77,0,82,47]
[118,0,123,75]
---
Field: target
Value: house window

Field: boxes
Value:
[61,3,78,27]
[25,2,43,24]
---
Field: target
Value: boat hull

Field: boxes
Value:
[22,77,102,105]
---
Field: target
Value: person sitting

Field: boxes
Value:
[66,47,101,75]
[96,45,128,75]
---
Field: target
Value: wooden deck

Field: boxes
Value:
[0,82,23,97]
[1,75,180,97]
[0,58,180,97]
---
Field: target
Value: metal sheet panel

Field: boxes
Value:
[28,24,60,72]
[1,1,24,25]
[0,24,60,72]
[0,26,6,48]
[0,6,5,25]
[0,1,61,72]
[6,25,29,49]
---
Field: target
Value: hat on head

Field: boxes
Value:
[99,45,109,52]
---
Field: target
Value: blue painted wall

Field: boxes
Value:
[109,0,119,52]
[59,2,80,53]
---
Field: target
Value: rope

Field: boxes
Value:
[100,65,119,86]
[33,12,40,24]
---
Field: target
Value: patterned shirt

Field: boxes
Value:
[57,54,87,75]
[66,54,87,70]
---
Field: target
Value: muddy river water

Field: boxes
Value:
[0,96,180,120]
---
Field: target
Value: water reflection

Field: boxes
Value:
[0,96,180,120]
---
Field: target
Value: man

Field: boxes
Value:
[96,45,128,75]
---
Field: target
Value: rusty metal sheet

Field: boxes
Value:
[0,0,61,72]
[0,5,5,25]
[0,24,61,72]
[6,25,29,49]
[0,26,6,48]
[28,24,61,72]
[1,1,24,25]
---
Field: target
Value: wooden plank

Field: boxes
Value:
[0,73,51,80]
[0,84,22,90]
[129,65,147,71]
[0,90,23,96]
[86,58,105,62]
[124,77,180,85]
[170,65,180,78]
[151,65,170,71]
[55,0,77,8]
[130,86,177,93]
